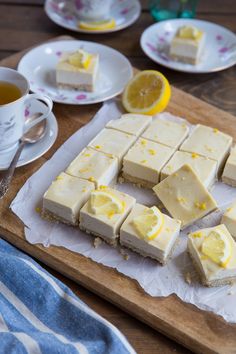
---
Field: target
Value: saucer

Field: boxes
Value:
[140,19,236,73]
[17,40,133,105]
[44,0,141,34]
[0,100,58,170]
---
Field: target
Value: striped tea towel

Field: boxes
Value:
[0,238,135,354]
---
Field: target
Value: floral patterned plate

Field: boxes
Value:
[44,0,141,34]
[0,100,58,170]
[17,40,133,105]
[140,19,236,73]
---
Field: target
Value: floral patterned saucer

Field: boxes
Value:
[140,19,236,73]
[44,0,141,34]
[17,40,133,105]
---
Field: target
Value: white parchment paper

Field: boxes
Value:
[11,100,236,323]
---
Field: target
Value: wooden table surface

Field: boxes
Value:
[0,1,236,353]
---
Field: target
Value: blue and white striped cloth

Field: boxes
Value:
[0,239,135,354]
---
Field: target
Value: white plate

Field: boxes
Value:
[140,19,236,73]
[18,40,133,105]
[0,100,58,170]
[44,0,141,34]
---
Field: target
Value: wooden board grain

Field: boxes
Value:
[1,36,236,354]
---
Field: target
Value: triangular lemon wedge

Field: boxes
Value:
[201,229,232,267]
[90,189,124,216]
[133,206,164,240]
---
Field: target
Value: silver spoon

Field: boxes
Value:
[0,113,47,199]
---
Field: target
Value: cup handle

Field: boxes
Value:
[24,93,53,133]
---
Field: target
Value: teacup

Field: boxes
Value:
[74,0,112,21]
[0,67,53,152]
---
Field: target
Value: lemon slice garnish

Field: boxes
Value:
[122,70,171,115]
[178,26,200,39]
[68,50,91,69]
[201,230,232,267]
[133,206,164,240]
[90,190,124,216]
[78,18,116,31]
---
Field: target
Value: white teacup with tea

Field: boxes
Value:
[74,0,112,21]
[0,67,52,152]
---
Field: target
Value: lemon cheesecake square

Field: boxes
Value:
[188,224,236,287]
[106,113,152,137]
[169,25,205,65]
[141,115,189,150]
[120,204,181,264]
[42,172,94,225]
[88,128,137,168]
[161,151,217,189]
[122,138,175,188]
[66,147,119,188]
[79,187,136,245]
[180,124,232,176]
[221,201,236,239]
[222,146,236,186]
[56,49,99,92]
[153,164,217,229]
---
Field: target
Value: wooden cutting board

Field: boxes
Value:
[1,36,236,354]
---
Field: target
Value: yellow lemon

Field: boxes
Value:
[78,18,116,31]
[122,70,171,115]
[178,25,200,39]
[68,50,91,69]
[133,206,164,240]
[90,190,124,216]
[201,230,232,267]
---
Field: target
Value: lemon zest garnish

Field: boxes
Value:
[192,232,202,238]
[79,168,89,173]
[177,197,186,203]
[99,185,108,190]
[84,153,91,157]
[148,149,156,155]
[195,201,207,210]
[56,176,63,181]
[82,188,87,193]
[95,145,101,149]
[213,128,219,133]
[226,207,232,212]
[191,153,199,159]
[141,159,147,164]
[35,207,41,213]
[141,139,147,146]
[88,177,95,182]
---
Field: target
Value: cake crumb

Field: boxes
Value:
[93,237,103,248]
[185,272,192,285]
[120,248,129,260]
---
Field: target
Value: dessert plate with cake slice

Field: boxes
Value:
[44,0,141,34]
[140,19,236,73]
[17,40,133,105]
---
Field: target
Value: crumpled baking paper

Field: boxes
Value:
[11,100,236,323]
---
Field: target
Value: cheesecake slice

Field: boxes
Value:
[122,138,174,188]
[79,186,136,245]
[188,224,236,286]
[142,115,189,150]
[169,25,205,65]
[56,49,99,92]
[222,146,236,186]
[88,128,137,168]
[161,150,217,189]
[153,164,217,229]
[120,203,181,264]
[66,147,119,188]
[180,124,232,176]
[221,201,236,239]
[106,113,152,137]
[42,172,94,225]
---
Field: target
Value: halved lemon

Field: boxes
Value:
[122,70,171,115]
[201,230,232,267]
[78,18,116,31]
[90,190,124,216]
[133,206,164,240]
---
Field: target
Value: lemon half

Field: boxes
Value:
[122,70,171,115]
[133,206,164,240]
[201,230,232,267]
